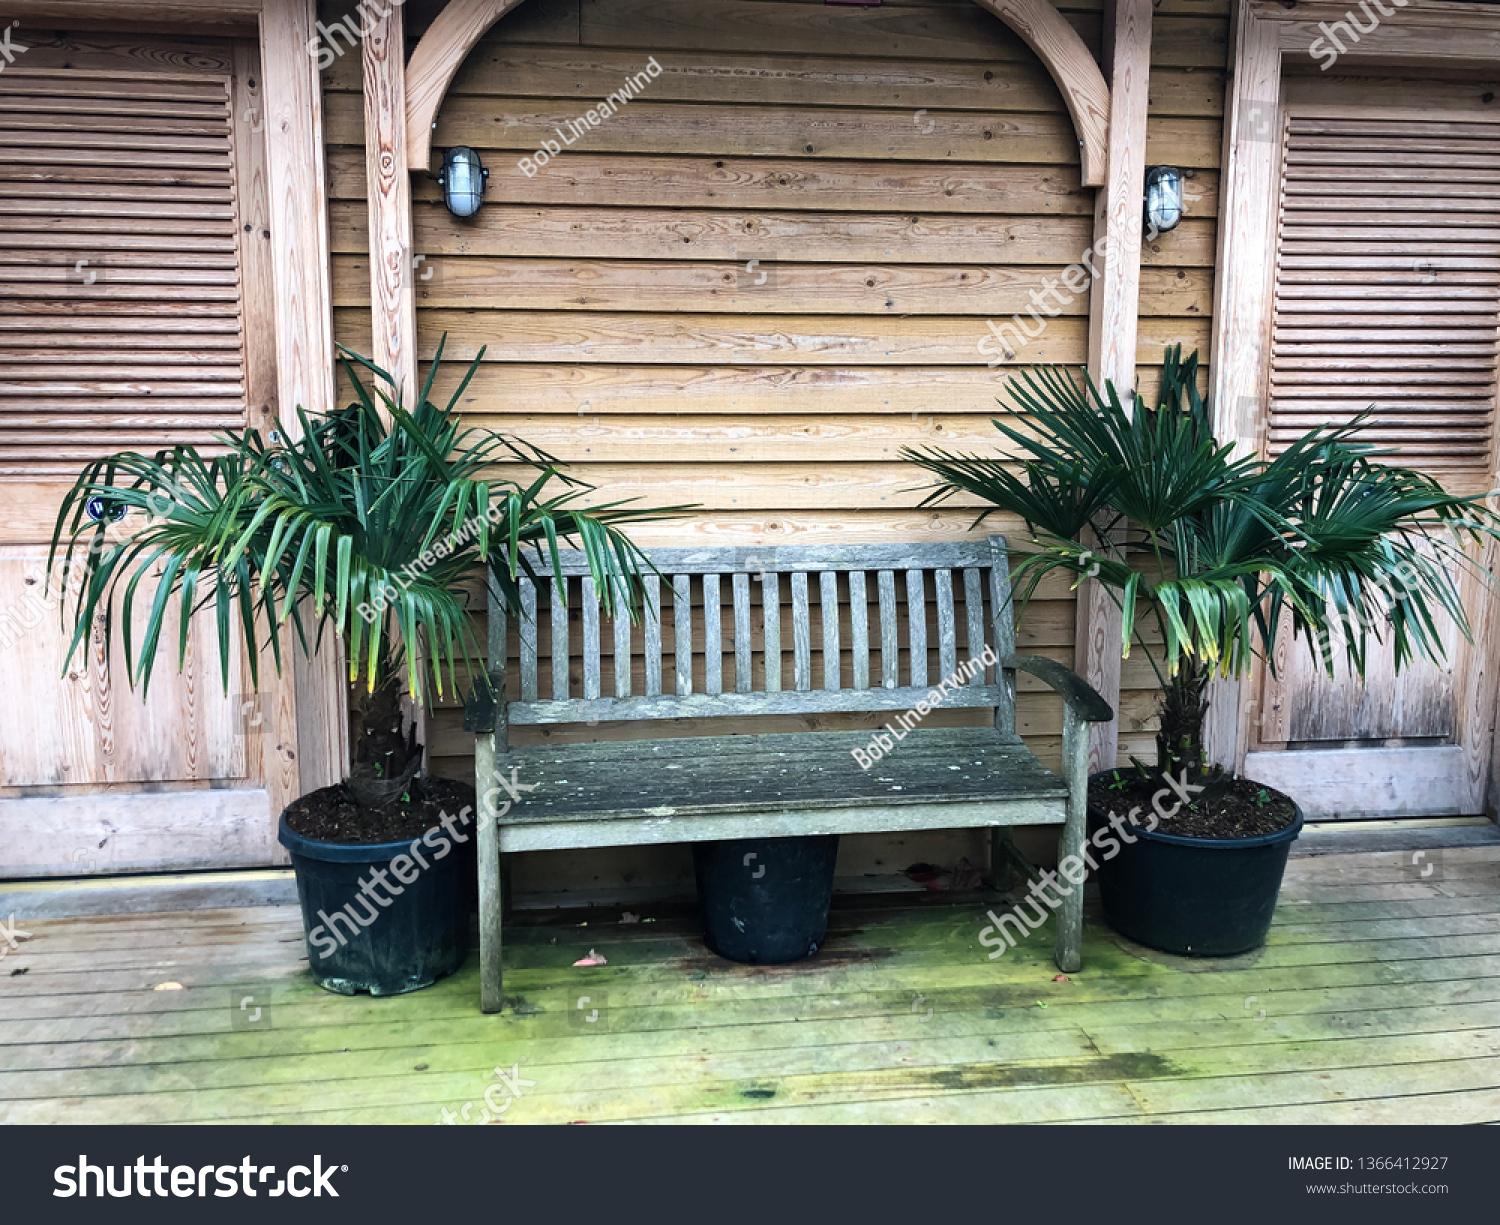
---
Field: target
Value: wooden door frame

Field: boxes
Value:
[6,0,349,861]
[1207,0,1500,815]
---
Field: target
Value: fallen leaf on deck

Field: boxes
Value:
[573,949,608,967]
[1052,974,1072,983]
[9,967,26,977]
[153,982,185,991]
[1035,1001,1048,1008]
[952,857,983,891]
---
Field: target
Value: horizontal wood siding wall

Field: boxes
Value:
[323,0,1228,886]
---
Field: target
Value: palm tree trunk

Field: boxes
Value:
[348,669,424,810]
[1156,657,1210,782]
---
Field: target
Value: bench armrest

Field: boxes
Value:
[1004,654,1114,724]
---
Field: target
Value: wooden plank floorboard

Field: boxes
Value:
[4,1006,1497,1119]
[7,954,1500,1055]
[6,944,1500,1024]
[0,846,1495,1123]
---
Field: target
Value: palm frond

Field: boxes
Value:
[48,337,693,705]
[901,344,1500,690]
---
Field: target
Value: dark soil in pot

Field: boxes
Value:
[283,775,476,842]
[1085,771,1302,957]
[1087,771,1298,840]
[279,776,478,996]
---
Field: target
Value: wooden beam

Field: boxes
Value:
[262,0,349,806]
[1087,0,1150,389]
[1077,0,1152,773]
[7,0,259,20]
[363,2,419,407]
[1204,0,1283,773]
[262,0,337,436]
[1458,540,1500,817]
[406,0,531,173]
[1250,0,1500,67]
[972,0,1112,188]
[232,41,301,837]
[363,3,429,760]
[1276,20,1500,64]
[1249,0,1500,31]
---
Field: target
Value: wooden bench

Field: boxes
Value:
[469,538,1112,1013]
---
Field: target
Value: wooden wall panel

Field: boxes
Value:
[0,548,252,789]
[324,0,1227,878]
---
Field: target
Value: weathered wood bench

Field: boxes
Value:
[469,538,1112,1013]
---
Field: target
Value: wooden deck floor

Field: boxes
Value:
[3,846,1500,1124]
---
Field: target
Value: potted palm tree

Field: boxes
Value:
[904,347,1497,955]
[49,340,677,994]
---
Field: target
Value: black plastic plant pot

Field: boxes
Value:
[693,834,840,964]
[1088,781,1304,957]
[278,814,469,996]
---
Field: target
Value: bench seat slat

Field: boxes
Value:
[763,571,782,693]
[508,684,1007,725]
[644,575,662,697]
[673,573,693,696]
[850,570,870,690]
[582,576,602,701]
[906,569,928,688]
[550,578,569,701]
[990,542,1016,737]
[963,567,986,686]
[935,568,957,683]
[878,569,898,689]
[820,569,840,692]
[497,729,1066,827]
[613,576,632,698]
[501,799,1066,853]
[519,578,538,703]
[703,573,722,696]
[513,542,994,577]
[733,572,752,694]
[497,723,1015,766]
[791,571,811,692]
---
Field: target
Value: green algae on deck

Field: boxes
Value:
[2,847,1499,1124]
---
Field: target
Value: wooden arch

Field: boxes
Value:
[404,0,1112,185]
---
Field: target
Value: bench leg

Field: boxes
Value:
[476,734,504,1014]
[1054,706,1089,974]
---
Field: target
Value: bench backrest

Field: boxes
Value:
[485,538,1017,742]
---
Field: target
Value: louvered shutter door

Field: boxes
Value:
[0,71,248,476]
[1269,109,1500,471]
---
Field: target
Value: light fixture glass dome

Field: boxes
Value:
[1144,165,1185,235]
[439,146,488,218]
